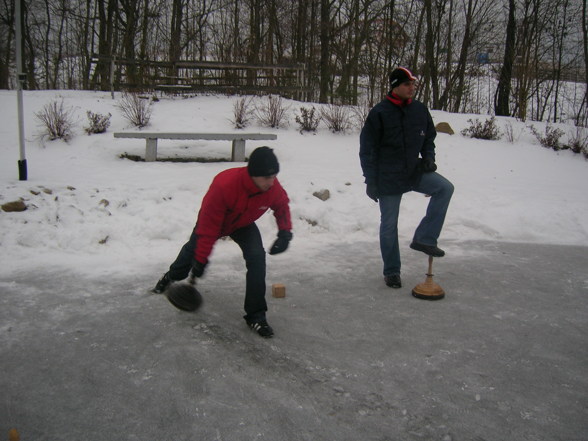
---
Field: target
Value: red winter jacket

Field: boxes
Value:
[193,167,292,264]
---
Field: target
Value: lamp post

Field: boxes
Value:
[15,0,27,181]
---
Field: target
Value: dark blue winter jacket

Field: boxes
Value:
[359,94,437,195]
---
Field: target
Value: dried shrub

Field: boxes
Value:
[461,116,502,140]
[567,127,588,155]
[503,121,524,143]
[35,100,75,141]
[320,104,352,133]
[530,124,565,151]
[255,95,290,129]
[84,111,111,134]
[231,97,253,129]
[116,92,152,128]
[295,106,320,133]
[350,104,370,131]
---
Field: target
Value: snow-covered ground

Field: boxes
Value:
[0,89,587,279]
[1,90,588,441]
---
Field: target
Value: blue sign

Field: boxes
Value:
[477,53,489,64]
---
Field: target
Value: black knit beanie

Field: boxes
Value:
[247,146,280,177]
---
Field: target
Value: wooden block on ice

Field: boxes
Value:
[9,428,20,441]
[272,284,286,298]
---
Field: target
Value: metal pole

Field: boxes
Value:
[110,56,115,99]
[15,0,27,180]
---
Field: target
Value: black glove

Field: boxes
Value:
[421,158,437,173]
[366,183,379,202]
[191,259,207,278]
[269,230,293,255]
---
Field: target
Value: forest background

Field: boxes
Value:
[0,0,586,127]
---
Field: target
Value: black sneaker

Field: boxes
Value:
[152,273,171,293]
[247,319,274,338]
[410,241,445,257]
[385,274,402,288]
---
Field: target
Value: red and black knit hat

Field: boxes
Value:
[389,67,417,89]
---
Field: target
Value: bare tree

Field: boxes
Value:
[118,0,141,87]
[319,0,333,103]
[421,0,460,109]
[332,0,380,105]
[168,0,183,78]
[444,0,496,113]
[495,0,517,116]
[49,0,68,88]
[513,0,543,121]
[422,0,439,107]
[91,0,117,90]
[0,0,15,88]
[0,0,584,128]
[73,0,94,89]
[537,0,573,122]
[409,5,426,77]
[384,0,396,77]
[579,0,587,126]
[22,0,38,89]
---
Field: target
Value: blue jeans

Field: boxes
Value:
[379,172,454,276]
[168,223,267,321]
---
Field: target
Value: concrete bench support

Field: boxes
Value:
[146,138,158,162]
[113,132,277,162]
[231,138,246,162]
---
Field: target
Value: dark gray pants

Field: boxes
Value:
[168,223,267,321]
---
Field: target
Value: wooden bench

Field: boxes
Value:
[113,132,277,162]
[154,84,193,92]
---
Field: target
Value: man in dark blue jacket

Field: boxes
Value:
[359,67,454,289]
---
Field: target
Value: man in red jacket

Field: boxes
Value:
[153,146,292,338]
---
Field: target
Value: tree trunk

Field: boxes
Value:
[443,0,453,108]
[319,0,331,103]
[118,0,139,87]
[42,0,51,88]
[92,0,117,90]
[51,2,67,89]
[449,0,473,113]
[335,0,370,104]
[232,0,241,61]
[551,0,569,123]
[495,0,516,116]
[246,0,261,86]
[169,0,183,78]
[22,0,38,89]
[137,0,150,85]
[515,0,540,122]
[579,0,588,126]
[78,0,93,89]
[384,0,396,77]
[0,0,15,89]
[423,0,440,108]
[410,4,426,92]
[308,0,318,101]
